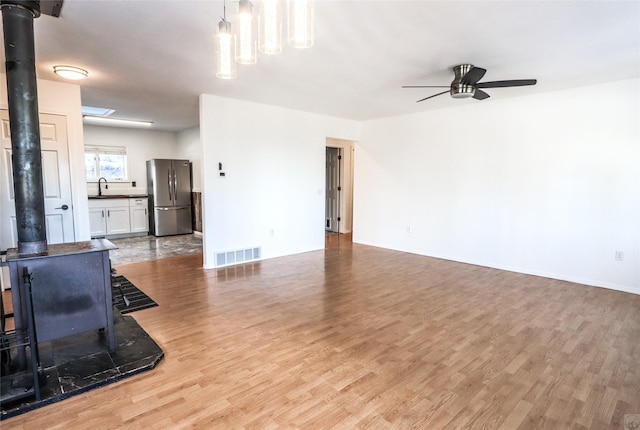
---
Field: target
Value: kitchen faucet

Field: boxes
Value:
[98,177,108,196]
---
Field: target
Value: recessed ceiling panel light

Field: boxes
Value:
[53,65,88,80]
[83,116,153,127]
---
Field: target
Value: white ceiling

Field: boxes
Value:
[3,0,639,131]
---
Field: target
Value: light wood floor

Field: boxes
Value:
[4,240,640,429]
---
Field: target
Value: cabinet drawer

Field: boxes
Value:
[129,198,148,207]
[88,199,129,208]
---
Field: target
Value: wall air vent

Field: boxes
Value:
[215,246,261,268]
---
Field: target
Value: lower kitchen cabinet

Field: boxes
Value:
[88,197,149,238]
[105,206,131,235]
[129,198,149,233]
[89,207,107,237]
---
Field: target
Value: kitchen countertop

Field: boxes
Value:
[88,194,148,199]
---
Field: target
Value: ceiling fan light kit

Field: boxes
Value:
[450,64,478,99]
[404,64,537,103]
[216,0,314,79]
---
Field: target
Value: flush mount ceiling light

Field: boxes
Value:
[53,65,88,80]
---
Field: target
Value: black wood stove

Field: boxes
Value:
[7,240,118,352]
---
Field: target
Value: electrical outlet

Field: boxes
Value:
[615,251,624,261]
[406,226,412,234]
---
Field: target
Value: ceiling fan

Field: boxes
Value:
[403,64,537,103]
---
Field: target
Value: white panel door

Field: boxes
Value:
[0,110,75,250]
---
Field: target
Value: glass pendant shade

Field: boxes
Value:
[259,0,282,54]
[236,0,258,64]
[287,0,313,48]
[216,19,237,79]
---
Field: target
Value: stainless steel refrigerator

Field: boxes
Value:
[147,159,192,236]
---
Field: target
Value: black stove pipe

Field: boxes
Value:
[1,0,47,255]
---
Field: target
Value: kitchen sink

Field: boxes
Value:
[88,194,146,199]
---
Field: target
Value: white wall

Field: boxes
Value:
[177,126,202,192]
[355,78,640,294]
[199,95,360,268]
[83,125,180,195]
[0,77,89,241]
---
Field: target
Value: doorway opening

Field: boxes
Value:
[325,147,341,233]
[325,138,355,248]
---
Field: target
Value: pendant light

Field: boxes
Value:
[288,0,314,49]
[216,1,237,79]
[259,0,282,55]
[236,0,257,64]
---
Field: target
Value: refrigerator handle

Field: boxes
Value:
[167,168,172,201]
[173,168,178,201]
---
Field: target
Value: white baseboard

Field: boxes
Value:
[353,240,639,296]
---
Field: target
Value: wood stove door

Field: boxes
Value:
[0,111,75,250]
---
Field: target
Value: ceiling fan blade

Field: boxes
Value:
[473,89,490,100]
[460,67,486,85]
[416,90,449,103]
[477,79,537,88]
[402,85,450,88]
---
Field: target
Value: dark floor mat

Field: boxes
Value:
[111,276,158,314]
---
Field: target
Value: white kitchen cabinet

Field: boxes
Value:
[88,197,149,238]
[89,207,107,237]
[129,198,149,233]
[105,206,130,235]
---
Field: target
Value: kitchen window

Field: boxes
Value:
[85,146,128,181]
